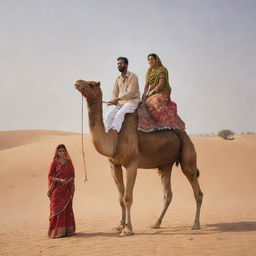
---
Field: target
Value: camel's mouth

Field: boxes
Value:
[75,80,100,90]
[75,80,102,103]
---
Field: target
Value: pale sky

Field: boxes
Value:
[1,0,255,134]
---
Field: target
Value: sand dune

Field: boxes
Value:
[0,130,256,256]
[0,130,77,150]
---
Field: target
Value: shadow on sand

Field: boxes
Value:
[74,222,256,238]
[75,232,119,238]
[205,221,256,232]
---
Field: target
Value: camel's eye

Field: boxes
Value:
[89,83,95,88]
[89,82,100,88]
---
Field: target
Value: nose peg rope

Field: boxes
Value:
[81,96,110,182]
[81,94,88,182]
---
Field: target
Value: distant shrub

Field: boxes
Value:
[218,129,235,140]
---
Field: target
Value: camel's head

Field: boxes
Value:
[74,80,102,104]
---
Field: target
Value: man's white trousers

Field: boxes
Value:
[104,102,138,132]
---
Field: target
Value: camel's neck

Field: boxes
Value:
[87,98,117,157]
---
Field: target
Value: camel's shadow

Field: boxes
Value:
[156,221,256,235]
[205,221,256,232]
[75,222,256,238]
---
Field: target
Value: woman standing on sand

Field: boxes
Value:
[47,144,76,238]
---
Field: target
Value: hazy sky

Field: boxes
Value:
[1,0,255,134]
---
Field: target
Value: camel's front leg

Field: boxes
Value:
[120,162,138,236]
[110,161,126,232]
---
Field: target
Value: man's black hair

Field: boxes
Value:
[117,57,129,65]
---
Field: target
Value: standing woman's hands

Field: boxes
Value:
[61,177,74,185]
[62,179,69,185]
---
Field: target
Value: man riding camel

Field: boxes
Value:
[104,57,140,133]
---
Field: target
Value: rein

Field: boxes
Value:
[80,97,110,182]
[81,94,88,182]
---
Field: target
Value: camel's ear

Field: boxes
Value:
[97,81,101,87]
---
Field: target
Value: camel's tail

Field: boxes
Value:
[174,129,200,178]
[175,158,180,167]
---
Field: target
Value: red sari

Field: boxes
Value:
[146,94,185,129]
[48,159,75,238]
[138,94,185,132]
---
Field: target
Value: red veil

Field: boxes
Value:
[53,144,71,161]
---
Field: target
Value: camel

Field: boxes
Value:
[75,80,203,236]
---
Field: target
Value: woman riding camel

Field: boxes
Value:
[142,53,185,131]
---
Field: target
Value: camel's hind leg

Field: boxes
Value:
[179,132,203,230]
[182,167,203,230]
[151,165,173,229]
[109,160,126,232]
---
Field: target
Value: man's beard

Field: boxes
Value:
[118,66,126,72]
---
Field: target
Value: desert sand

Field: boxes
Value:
[0,130,256,256]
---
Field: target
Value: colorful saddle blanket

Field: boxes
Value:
[137,97,185,132]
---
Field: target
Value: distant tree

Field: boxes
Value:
[218,129,235,140]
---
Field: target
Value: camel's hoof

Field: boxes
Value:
[112,225,125,233]
[191,224,201,230]
[150,223,161,229]
[119,228,134,237]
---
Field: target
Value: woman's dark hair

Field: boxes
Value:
[117,56,129,65]
[148,53,158,59]
[57,144,66,151]
[53,144,71,160]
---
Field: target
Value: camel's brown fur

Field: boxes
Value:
[75,80,203,236]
